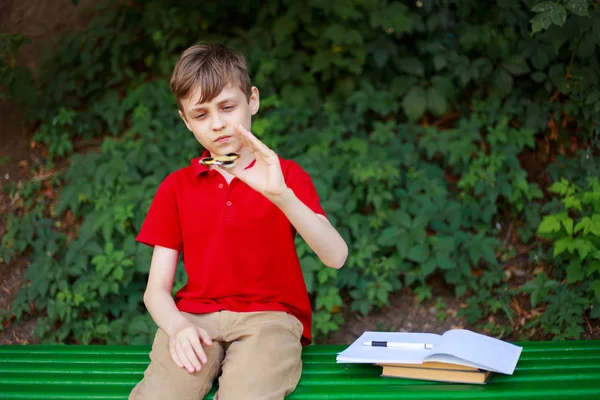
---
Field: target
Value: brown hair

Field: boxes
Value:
[170,43,252,111]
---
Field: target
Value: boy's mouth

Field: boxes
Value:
[215,135,231,143]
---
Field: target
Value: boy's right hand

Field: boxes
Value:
[168,320,213,374]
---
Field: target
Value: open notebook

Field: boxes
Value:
[336,329,522,375]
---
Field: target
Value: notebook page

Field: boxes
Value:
[421,354,487,370]
[336,332,442,364]
[426,329,522,374]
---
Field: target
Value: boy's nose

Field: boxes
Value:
[211,114,225,131]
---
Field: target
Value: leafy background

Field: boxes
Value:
[1,0,599,345]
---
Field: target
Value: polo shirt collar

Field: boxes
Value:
[191,150,211,175]
[191,150,257,176]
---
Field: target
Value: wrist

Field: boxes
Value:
[267,186,294,207]
[166,315,192,337]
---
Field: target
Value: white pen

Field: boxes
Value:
[362,341,433,350]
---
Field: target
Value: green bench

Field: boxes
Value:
[1,340,599,399]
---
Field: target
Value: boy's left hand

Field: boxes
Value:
[226,125,287,199]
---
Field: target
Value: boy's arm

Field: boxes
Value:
[270,188,348,269]
[228,125,348,269]
[144,245,212,373]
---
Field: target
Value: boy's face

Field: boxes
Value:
[178,83,259,157]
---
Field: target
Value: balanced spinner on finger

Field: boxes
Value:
[200,153,240,168]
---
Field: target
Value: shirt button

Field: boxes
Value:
[226,201,232,206]
[218,184,224,189]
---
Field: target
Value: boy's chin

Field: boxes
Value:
[209,146,242,157]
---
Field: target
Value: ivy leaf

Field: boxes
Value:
[546,25,569,53]
[570,238,594,260]
[421,258,437,276]
[574,217,591,235]
[502,55,531,76]
[391,75,418,97]
[324,24,347,44]
[431,76,456,97]
[491,67,513,96]
[587,260,600,276]
[566,259,584,284]
[96,324,110,335]
[564,196,582,211]
[553,236,572,256]
[370,2,413,35]
[549,179,570,195]
[402,86,427,121]
[531,12,553,34]
[590,215,600,236]
[426,87,448,117]
[407,245,429,263]
[433,55,447,71]
[565,0,589,16]
[591,281,600,303]
[368,37,397,68]
[435,253,456,270]
[530,47,550,70]
[562,217,574,236]
[377,226,401,247]
[577,33,595,59]
[481,245,498,265]
[550,5,567,26]
[434,236,455,254]
[521,272,558,308]
[531,2,555,12]
[397,57,425,77]
[538,216,561,234]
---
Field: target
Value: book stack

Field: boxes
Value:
[336,329,522,385]
[378,361,492,384]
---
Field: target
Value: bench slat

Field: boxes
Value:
[2,366,600,384]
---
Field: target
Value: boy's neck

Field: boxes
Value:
[235,146,254,170]
[211,146,254,184]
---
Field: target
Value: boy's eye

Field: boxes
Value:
[195,113,206,119]
[223,105,235,111]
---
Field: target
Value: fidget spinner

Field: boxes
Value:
[200,153,240,168]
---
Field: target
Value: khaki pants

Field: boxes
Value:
[129,311,304,400]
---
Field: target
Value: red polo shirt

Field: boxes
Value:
[136,153,326,345]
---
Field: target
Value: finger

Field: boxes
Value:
[189,334,208,365]
[176,342,196,373]
[233,125,258,152]
[182,339,202,371]
[197,328,213,347]
[218,162,247,180]
[236,125,274,157]
[169,344,183,368]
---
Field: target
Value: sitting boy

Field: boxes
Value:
[128,42,348,400]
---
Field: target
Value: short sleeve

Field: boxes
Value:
[284,160,327,219]
[136,174,183,251]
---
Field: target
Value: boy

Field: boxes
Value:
[128,42,348,400]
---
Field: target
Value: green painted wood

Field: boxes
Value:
[0,341,599,399]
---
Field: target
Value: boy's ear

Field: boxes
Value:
[249,86,260,115]
[178,110,192,131]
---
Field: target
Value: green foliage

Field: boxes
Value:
[530,1,591,33]
[2,0,599,344]
[433,298,448,323]
[0,33,37,104]
[527,177,600,336]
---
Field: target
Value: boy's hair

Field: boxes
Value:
[170,42,252,111]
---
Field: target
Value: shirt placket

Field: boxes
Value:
[220,179,236,222]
